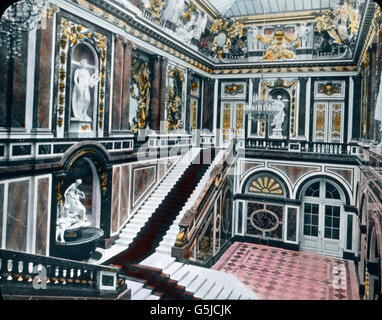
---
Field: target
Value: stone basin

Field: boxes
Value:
[54,227,104,261]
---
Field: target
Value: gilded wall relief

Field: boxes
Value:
[222,103,231,142]
[235,103,244,134]
[166,66,185,132]
[190,78,199,96]
[314,81,345,98]
[209,17,245,59]
[331,103,343,141]
[314,1,360,57]
[190,98,198,130]
[222,82,247,99]
[130,58,151,133]
[314,103,327,141]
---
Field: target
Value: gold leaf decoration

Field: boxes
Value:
[248,176,283,195]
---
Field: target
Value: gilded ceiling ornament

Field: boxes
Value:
[182,2,196,23]
[315,1,360,44]
[209,17,244,59]
[190,79,199,95]
[130,58,151,133]
[256,27,298,61]
[148,0,163,22]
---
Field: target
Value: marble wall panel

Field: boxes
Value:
[111,167,120,234]
[119,164,130,228]
[6,180,29,252]
[132,165,156,209]
[158,159,169,181]
[269,164,320,186]
[35,178,49,255]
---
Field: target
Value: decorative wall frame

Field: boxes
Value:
[221,81,247,99]
[314,81,345,99]
[190,97,198,130]
[130,57,151,133]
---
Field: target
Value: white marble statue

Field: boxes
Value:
[72,59,99,121]
[56,179,90,243]
[334,11,350,42]
[375,72,382,147]
[162,0,185,25]
[271,95,286,137]
[247,25,259,51]
[296,22,310,48]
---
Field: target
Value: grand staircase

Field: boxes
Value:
[107,147,216,266]
[95,146,257,300]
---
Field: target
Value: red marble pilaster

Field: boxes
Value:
[35,16,54,129]
[150,55,161,131]
[111,36,124,131]
[121,40,132,131]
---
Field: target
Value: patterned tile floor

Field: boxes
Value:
[212,242,360,300]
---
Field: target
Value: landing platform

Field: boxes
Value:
[212,242,360,300]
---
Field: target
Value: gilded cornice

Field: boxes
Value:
[213,65,357,75]
[357,3,381,69]
[69,0,214,74]
[63,0,364,77]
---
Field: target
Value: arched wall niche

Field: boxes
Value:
[50,142,112,253]
[68,41,100,137]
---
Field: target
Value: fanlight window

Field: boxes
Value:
[304,181,320,198]
[247,174,284,196]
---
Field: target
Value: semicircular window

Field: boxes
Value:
[246,174,285,196]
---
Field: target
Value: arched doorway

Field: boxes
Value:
[300,178,347,257]
[367,221,381,300]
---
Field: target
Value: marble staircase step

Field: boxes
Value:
[193,280,216,299]
[204,283,225,300]
[216,287,234,300]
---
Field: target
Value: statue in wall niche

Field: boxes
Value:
[247,25,259,51]
[375,72,382,147]
[56,179,90,243]
[296,22,310,48]
[71,59,99,121]
[270,95,286,138]
[162,0,184,25]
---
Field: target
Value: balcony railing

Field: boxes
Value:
[0,249,129,299]
[244,138,361,155]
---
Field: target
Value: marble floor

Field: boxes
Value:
[212,242,360,300]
